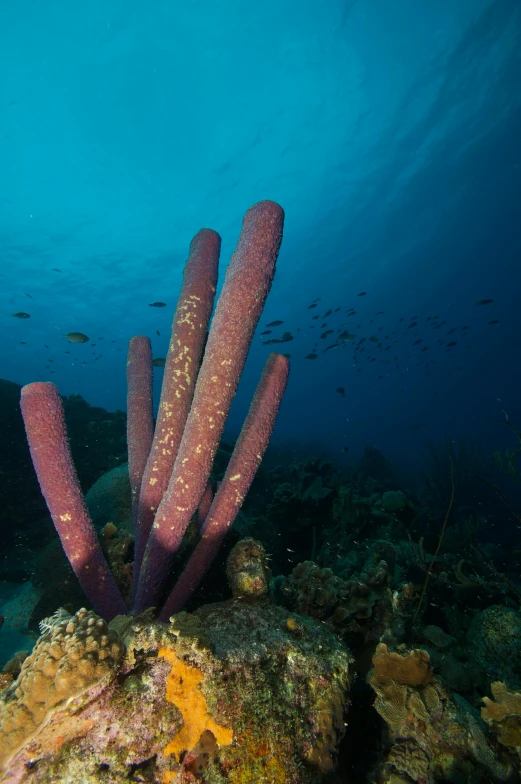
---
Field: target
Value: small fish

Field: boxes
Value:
[324,343,339,352]
[282,353,291,358]
[156,330,160,336]
[261,330,273,336]
[19,341,27,344]
[342,446,349,453]
[280,332,293,341]
[51,268,62,273]
[152,357,166,367]
[305,352,318,360]
[320,330,334,339]
[357,291,367,296]
[63,332,89,343]
[25,292,34,299]
[267,320,284,327]
[407,322,418,329]
[476,299,493,306]
[312,315,320,320]
[323,309,333,318]
[338,330,355,342]
[446,341,457,347]
[488,320,499,325]
[262,338,286,345]
[149,302,167,307]
[336,387,346,396]
[308,303,318,309]
[413,339,423,345]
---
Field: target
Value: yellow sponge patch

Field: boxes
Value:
[159,647,233,760]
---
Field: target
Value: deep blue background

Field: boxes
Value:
[1,0,520,474]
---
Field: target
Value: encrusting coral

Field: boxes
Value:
[482,681,521,758]
[0,607,124,775]
[368,643,515,783]
[371,642,432,687]
[0,591,351,783]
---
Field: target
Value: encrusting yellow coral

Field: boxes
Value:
[159,647,233,761]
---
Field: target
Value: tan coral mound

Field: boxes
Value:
[368,645,514,783]
[0,607,123,772]
[482,681,521,755]
[372,642,432,686]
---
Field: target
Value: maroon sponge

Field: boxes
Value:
[159,352,289,620]
[134,201,284,611]
[133,229,220,593]
[197,480,214,528]
[20,382,127,621]
[126,336,153,525]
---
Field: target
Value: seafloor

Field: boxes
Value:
[1,378,521,783]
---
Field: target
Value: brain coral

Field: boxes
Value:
[0,607,124,772]
[467,605,521,689]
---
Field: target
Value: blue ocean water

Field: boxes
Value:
[1,0,519,468]
[1,3,521,779]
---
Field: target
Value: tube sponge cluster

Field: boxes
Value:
[20,200,289,621]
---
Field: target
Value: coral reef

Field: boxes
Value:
[0,597,351,783]
[482,682,521,759]
[274,557,390,643]
[368,644,515,783]
[5,357,521,782]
